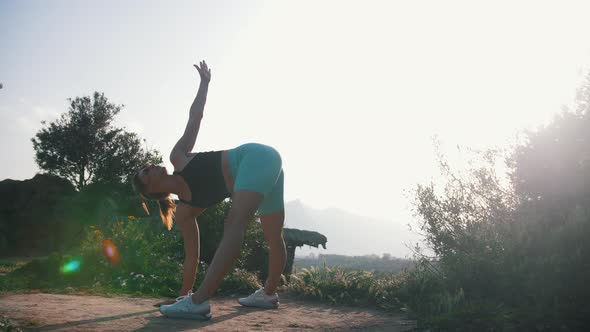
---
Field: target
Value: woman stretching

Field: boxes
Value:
[132,60,286,320]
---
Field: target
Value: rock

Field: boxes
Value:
[0,174,76,256]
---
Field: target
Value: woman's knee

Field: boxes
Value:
[260,210,285,243]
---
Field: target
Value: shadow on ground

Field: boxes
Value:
[0,292,416,331]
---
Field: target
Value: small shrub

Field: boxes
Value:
[0,315,22,332]
[285,264,405,309]
[3,210,269,299]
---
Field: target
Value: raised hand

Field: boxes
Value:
[193,60,211,83]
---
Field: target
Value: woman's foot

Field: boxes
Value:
[238,288,279,309]
[159,295,212,320]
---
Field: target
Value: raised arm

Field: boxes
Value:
[170,60,212,167]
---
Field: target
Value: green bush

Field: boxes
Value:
[284,259,466,318]
[0,315,22,332]
[411,141,590,330]
[1,208,266,298]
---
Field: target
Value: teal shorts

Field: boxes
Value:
[227,143,284,215]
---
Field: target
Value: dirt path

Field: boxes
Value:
[0,292,416,331]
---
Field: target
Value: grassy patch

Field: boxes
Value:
[0,253,261,299]
[0,315,23,332]
[284,265,407,312]
[0,257,41,275]
[0,216,261,298]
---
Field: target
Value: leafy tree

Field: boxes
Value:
[413,145,517,298]
[31,92,161,190]
[409,73,590,329]
[509,72,590,211]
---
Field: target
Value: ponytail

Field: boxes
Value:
[157,196,176,231]
[132,172,176,230]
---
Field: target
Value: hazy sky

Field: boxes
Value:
[2,0,590,226]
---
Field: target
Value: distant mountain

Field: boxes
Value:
[284,200,424,258]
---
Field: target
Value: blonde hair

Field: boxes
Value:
[132,172,176,230]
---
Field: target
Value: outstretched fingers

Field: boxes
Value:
[193,60,211,82]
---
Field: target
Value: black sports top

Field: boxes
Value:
[173,151,231,208]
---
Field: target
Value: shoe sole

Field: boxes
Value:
[160,309,212,320]
[238,300,280,309]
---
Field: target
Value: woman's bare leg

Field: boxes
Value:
[260,209,287,294]
[192,190,263,304]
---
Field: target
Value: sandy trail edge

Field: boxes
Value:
[0,292,416,331]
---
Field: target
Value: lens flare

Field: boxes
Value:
[102,239,121,265]
[61,259,81,274]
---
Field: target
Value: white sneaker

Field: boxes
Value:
[159,294,212,320]
[238,288,279,309]
[175,292,193,302]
